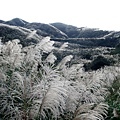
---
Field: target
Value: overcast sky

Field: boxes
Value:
[0,0,120,31]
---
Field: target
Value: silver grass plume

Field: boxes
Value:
[45,52,57,64]
[74,103,108,120]
[57,55,73,69]
[34,81,68,119]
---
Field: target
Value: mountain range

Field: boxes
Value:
[0,18,120,47]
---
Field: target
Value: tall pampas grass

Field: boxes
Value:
[0,37,120,119]
[74,103,108,120]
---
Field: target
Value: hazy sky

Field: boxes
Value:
[0,0,120,31]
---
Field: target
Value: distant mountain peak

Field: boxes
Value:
[0,20,4,23]
[11,18,27,23]
[4,18,28,27]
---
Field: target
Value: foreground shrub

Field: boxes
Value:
[105,77,120,120]
[83,55,112,71]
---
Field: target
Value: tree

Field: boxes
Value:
[84,55,111,71]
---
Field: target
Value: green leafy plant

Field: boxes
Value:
[105,77,120,120]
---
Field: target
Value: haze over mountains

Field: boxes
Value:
[0,18,120,47]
